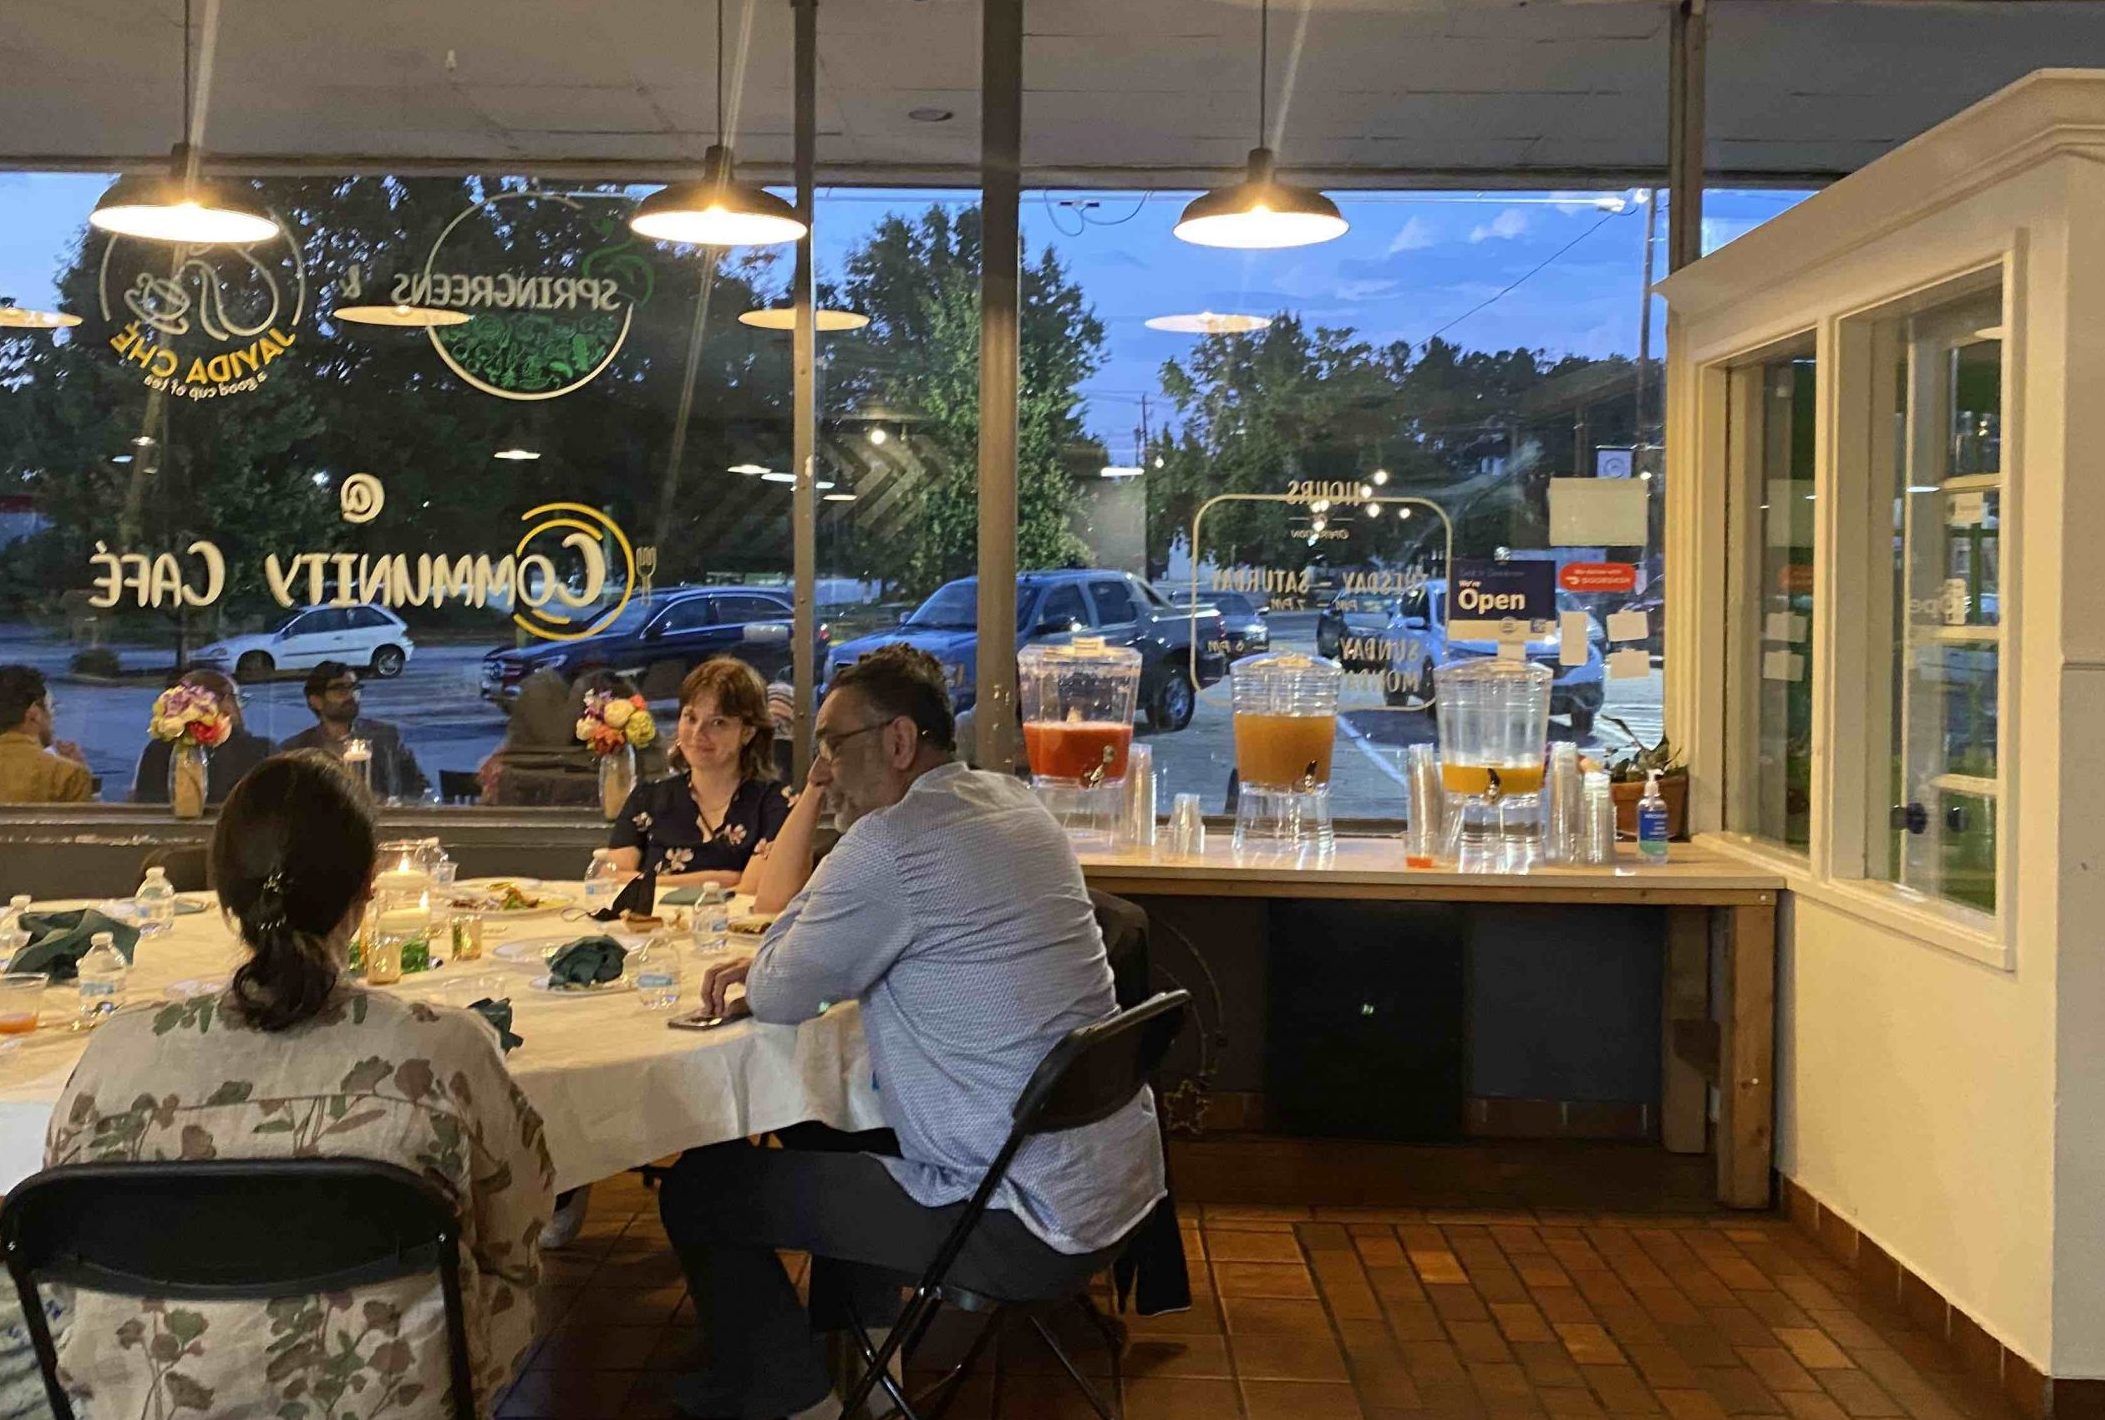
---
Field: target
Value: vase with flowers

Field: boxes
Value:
[578,692,659,820]
[148,683,233,819]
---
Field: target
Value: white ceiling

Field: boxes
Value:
[4,0,2105,185]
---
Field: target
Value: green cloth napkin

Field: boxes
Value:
[660,887,703,907]
[467,997,523,1053]
[547,936,626,987]
[12,910,139,981]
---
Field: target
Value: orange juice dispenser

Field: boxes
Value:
[1230,652,1341,860]
[1433,659,1552,871]
[1019,638,1142,850]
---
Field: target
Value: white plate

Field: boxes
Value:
[458,877,542,892]
[528,973,633,997]
[492,932,646,965]
[163,977,227,1001]
[100,897,211,922]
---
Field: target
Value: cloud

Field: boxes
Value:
[1469,208,1531,243]
[1386,216,1439,254]
[1334,278,1405,302]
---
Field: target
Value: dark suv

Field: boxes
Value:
[481,585,827,704]
[827,570,1228,731]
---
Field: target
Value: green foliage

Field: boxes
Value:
[832,205,1105,596]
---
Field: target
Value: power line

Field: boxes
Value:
[1413,207,1627,349]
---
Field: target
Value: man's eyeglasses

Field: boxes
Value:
[815,720,892,761]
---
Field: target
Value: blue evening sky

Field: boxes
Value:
[0,172,1807,449]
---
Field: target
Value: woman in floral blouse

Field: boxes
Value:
[43,751,554,1417]
[607,658,806,895]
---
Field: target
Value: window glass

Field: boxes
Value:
[655,597,716,635]
[1089,579,1140,626]
[0,171,810,805]
[1861,285,2004,914]
[1725,350,1816,850]
[716,595,789,625]
[1038,584,1088,630]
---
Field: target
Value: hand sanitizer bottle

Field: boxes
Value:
[1637,770,1670,864]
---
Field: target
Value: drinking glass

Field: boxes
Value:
[0,974,44,1036]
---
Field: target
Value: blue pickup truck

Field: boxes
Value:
[827,570,1229,731]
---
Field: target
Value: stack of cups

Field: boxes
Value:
[1402,744,1444,865]
[1120,743,1157,849]
[1167,793,1206,858]
[1543,743,1582,865]
[1580,769,1617,865]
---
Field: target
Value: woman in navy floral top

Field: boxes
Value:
[608,658,802,893]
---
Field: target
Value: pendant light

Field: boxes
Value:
[334,302,471,329]
[738,306,870,332]
[1174,0,1346,250]
[89,2,280,247]
[631,0,807,247]
[0,300,80,330]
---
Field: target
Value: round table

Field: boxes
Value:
[0,887,883,1193]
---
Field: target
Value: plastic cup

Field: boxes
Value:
[0,974,46,1035]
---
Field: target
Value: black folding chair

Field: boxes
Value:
[0,1159,478,1420]
[839,989,1192,1420]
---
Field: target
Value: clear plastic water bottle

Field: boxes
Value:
[75,932,127,1029]
[633,930,684,1011]
[697,882,730,951]
[0,896,31,969]
[582,849,627,918]
[133,866,176,937]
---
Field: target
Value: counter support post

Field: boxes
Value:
[1662,906,1710,1155]
[1717,897,1777,1207]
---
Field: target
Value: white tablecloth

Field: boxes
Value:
[0,890,884,1193]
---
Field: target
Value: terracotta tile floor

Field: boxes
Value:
[502,1175,2022,1420]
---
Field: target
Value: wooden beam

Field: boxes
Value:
[1662,906,1712,1153]
[1717,899,1778,1207]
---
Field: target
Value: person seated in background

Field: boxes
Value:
[131,668,272,805]
[45,751,554,1414]
[660,646,1164,1420]
[0,665,91,804]
[606,658,809,897]
[476,668,590,806]
[279,661,429,801]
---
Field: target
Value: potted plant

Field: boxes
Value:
[1593,717,1689,841]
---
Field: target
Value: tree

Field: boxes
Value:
[830,204,1106,596]
[1150,323,1656,575]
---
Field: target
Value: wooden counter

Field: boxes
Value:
[1078,836,1781,1209]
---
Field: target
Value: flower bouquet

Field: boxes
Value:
[149,683,232,819]
[578,693,657,819]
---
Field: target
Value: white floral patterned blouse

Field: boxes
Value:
[38,985,555,1420]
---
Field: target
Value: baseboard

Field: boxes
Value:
[1464,1096,1654,1141]
[1781,1177,2105,1420]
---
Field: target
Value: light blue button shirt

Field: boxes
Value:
[747,762,1166,1255]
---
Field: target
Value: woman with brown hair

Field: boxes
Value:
[606,656,805,894]
[45,751,554,1415]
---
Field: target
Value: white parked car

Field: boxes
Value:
[192,605,416,682]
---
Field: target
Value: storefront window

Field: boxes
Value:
[1725,348,1816,850]
[1016,188,1672,820]
[0,174,825,805]
[1861,284,2004,914]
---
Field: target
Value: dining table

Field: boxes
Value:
[0,882,885,1193]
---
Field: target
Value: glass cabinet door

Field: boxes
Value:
[1724,349,1817,851]
[1876,293,2003,913]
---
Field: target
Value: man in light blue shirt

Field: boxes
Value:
[659,645,1164,1420]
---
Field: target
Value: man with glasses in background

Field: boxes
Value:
[659,644,1164,1420]
[279,661,429,802]
[0,665,91,803]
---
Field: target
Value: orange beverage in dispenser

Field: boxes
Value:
[1440,762,1547,797]
[1024,721,1132,781]
[1233,713,1337,788]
